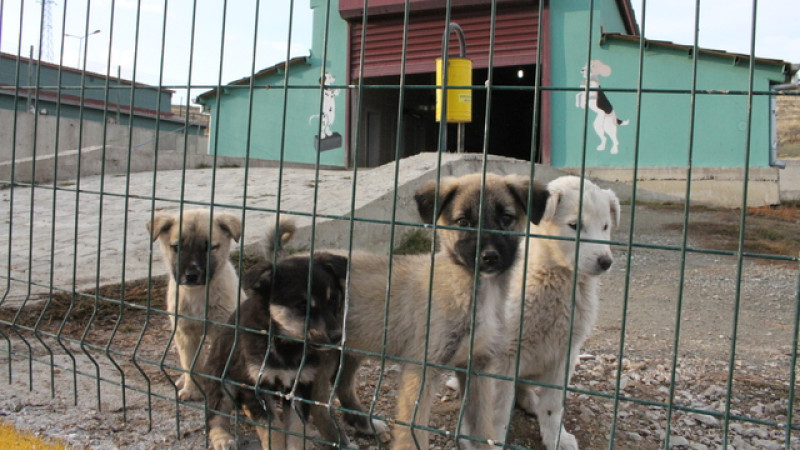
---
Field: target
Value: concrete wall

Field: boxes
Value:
[566,166,782,207]
[779,160,800,202]
[0,109,207,162]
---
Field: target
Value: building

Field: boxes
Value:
[197,0,796,178]
[1,52,206,162]
[0,52,198,131]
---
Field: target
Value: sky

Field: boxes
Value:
[1,0,798,105]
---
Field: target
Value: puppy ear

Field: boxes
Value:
[506,176,550,225]
[147,213,174,242]
[243,262,273,292]
[415,177,458,224]
[606,189,621,227]
[541,184,562,224]
[315,253,348,281]
[215,213,242,243]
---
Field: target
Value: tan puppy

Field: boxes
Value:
[332,173,549,449]
[147,209,243,401]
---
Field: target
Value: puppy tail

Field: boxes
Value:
[265,217,297,259]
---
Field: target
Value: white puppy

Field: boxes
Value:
[492,176,620,449]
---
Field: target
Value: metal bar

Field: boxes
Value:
[454,2,496,446]
[608,0,648,445]
[663,0,703,446]
[126,0,154,432]
[504,0,547,444]
[30,0,57,400]
[148,0,182,438]
[722,0,761,446]
[334,0,387,446]
[217,0,262,444]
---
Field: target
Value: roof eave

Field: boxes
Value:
[614,0,640,36]
[601,32,794,78]
[195,55,310,105]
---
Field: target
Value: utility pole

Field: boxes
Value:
[39,0,56,62]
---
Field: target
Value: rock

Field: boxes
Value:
[750,439,784,450]
[702,385,726,399]
[667,435,689,447]
[691,413,720,427]
[732,436,755,449]
[626,431,643,441]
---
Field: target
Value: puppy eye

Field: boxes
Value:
[568,222,577,231]
[170,244,179,253]
[456,218,470,228]
[211,244,220,251]
[603,224,609,231]
[500,214,515,229]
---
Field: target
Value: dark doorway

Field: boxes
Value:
[352,64,539,167]
[467,65,539,161]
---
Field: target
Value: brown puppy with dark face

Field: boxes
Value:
[147,209,243,401]
[203,253,351,450]
[330,173,549,449]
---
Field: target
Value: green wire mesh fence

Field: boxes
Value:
[1,0,799,448]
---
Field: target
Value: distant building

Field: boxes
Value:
[171,104,210,133]
[197,0,796,173]
[0,52,207,168]
[0,52,204,135]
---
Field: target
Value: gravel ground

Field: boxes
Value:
[1,203,798,449]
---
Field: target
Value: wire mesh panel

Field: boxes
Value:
[1,0,799,449]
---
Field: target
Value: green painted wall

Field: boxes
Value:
[203,0,348,167]
[548,0,787,168]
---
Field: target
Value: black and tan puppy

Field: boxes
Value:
[203,252,351,450]
[331,172,549,449]
[147,209,243,401]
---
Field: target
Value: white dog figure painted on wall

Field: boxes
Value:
[309,71,340,139]
[576,60,629,155]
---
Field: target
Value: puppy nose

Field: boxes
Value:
[183,272,201,284]
[183,264,204,284]
[480,249,500,267]
[308,328,327,342]
[328,329,342,344]
[597,255,613,271]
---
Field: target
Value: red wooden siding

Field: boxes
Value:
[349,6,539,79]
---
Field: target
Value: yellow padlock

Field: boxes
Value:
[435,57,472,123]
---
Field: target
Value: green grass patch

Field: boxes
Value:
[394,229,433,255]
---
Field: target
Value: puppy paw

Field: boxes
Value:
[544,429,578,450]
[516,387,539,416]
[209,427,235,450]
[371,419,391,444]
[444,375,461,393]
[211,438,235,450]
[348,416,391,443]
[178,386,203,402]
[211,436,236,450]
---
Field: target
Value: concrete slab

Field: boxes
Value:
[568,166,783,207]
[779,159,800,202]
[0,153,567,308]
